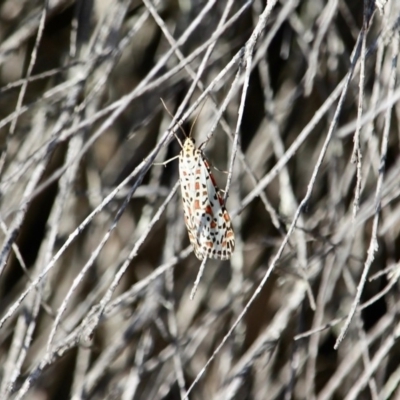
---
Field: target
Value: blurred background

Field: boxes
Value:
[0,0,399,399]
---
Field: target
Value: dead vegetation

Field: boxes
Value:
[0,0,399,399]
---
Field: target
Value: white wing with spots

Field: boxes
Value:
[178,137,234,260]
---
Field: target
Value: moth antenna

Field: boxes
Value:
[188,97,208,139]
[160,98,185,148]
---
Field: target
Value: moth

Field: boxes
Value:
[179,136,235,260]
